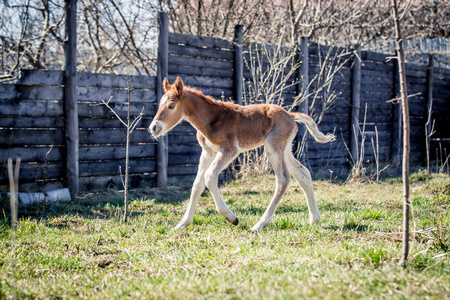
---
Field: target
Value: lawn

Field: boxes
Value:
[1,172,449,299]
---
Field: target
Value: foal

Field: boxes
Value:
[149,77,335,232]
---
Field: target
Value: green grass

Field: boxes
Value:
[1,173,449,299]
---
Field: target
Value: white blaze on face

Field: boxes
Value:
[159,95,168,106]
[149,95,170,137]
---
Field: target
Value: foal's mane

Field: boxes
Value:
[184,86,235,108]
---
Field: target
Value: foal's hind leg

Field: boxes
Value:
[286,152,321,224]
[205,147,240,225]
[251,138,291,232]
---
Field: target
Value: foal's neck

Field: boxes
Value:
[183,89,228,135]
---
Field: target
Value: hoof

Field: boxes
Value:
[251,222,268,232]
[227,216,239,226]
[173,220,192,230]
[309,216,321,225]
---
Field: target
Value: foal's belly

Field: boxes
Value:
[238,139,265,152]
[203,135,265,153]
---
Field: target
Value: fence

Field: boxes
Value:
[365,38,450,69]
[0,14,449,194]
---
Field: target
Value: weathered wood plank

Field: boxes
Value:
[0,116,64,128]
[168,134,198,144]
[78,73,157,89]
[169,44,234,61]
[168,164,199,176]
[360,51,390,62]
[0,146,63,162]
[168,154,200,165]
[0,99,63,117]
[360,83,393,93]
[404,68,427,78]
[77,86,157,103]
[169,64,233,78]
[79,158,156,177]
[17,69,63,86]
[167,175,196,185]
[168,75,234,90]
[79,117,152,129]
[361,75,393,86]
[1,161,63,181]
[15,78,156,104]
[361,60,393,71]
[361,69,394,77]
[79,128,152,145]
[18,69,157,89]
[78,102,156,119]
[14,85,157,103]
[0,100,154,120]
[169,32,233,50]
[169,55,233,70]
[16,85,63,100]
[0,129,64,146]
[433,67,450,76]
[168,144,202,155]
[0,84,17,99]
[79,144,156,160]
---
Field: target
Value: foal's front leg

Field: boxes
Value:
[174,148,215,230]
[205,148,240,225]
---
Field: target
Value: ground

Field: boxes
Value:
[0,172,449,299]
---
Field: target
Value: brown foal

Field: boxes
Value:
[149,77,335,231]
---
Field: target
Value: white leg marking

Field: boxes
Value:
[251,145,290,232]
[287,152,321,225]
[205,149,239,225]
[174,149,215,230]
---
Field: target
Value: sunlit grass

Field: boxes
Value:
[0,173,449,299]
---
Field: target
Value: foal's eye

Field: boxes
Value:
[168,104,175,109]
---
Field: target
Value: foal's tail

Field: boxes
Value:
[290,112,336,143]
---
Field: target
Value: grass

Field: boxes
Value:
[1,173,449,299]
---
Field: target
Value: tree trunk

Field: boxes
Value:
[391,0,410,268]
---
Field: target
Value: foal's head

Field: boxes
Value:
[149,77,186,138]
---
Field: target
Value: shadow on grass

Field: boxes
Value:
[326,223,371,232]
[4,184,192,222]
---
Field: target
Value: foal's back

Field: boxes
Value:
[210,102,297,150]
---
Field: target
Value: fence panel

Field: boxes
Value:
[430,67,450,162]
[1,33,449,192]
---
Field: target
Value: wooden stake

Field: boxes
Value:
[7,157,21,230]
[156,12,168,187]
[64,0,79,198]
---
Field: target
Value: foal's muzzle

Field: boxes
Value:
[149,121,163,137]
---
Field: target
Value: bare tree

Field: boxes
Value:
[0,0,65,79]
[101,80,144,223]
[391,0,411,268]
[78,0,162,75]
[1,1,448,78]
[0,0,162,78]
[165,0,448,46]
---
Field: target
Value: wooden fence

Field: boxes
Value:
[0,70,158,191]
[0,14,449,193]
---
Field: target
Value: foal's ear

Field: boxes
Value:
[163,77,171,93]
[173,76,184,96]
